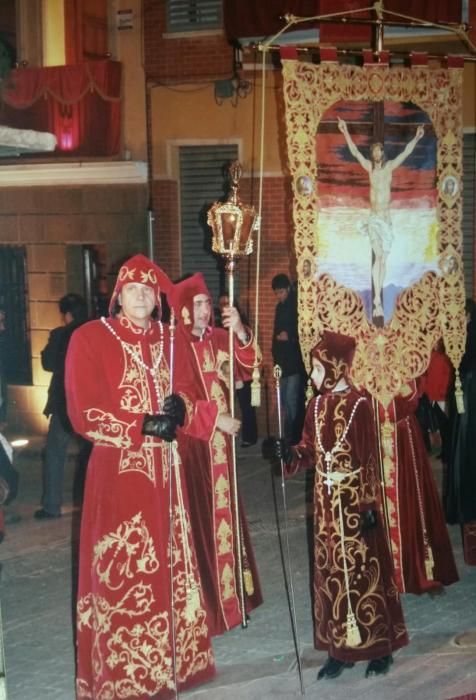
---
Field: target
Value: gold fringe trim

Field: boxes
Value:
[425,546,435,580]
[455,375,464,414]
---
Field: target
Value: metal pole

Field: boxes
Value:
[0,599,7,699]
[167,310,179,698]
[147,210,155,261]
[273,365,305,695]
[226,254,248,628]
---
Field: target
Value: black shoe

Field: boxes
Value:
[317,656,355,680]
[241,441,257,448]
[34,508,61,520]
[365,655,393,678]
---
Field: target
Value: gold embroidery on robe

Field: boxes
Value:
[84,408,137,449]
[201,347,215,373]
[215,474,230,510]
[221,563,235,600]
[212,430,227,464]
[210,380,228,414]
[118,341,166,414]
[77,510,213,696]
[217,518,233,556]
[119,444,157,485]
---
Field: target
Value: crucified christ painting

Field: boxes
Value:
[315,100,437,325]
[337,118,424,317]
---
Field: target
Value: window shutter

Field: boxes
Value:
[0,246,32,385]
[179,144,239,303]
[167,0,222,32]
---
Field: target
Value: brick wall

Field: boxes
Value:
[152,179,180,279]
[143,0,233,83]
[1,182,148,434]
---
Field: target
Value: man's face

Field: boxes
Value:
[273,287,289,304]
[119,282,156,328]
[193,293,211,334]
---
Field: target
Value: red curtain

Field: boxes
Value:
[1,60,122,156]
[224,0,463,40]
[64,0,83,64]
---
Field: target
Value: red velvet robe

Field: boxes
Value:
[381,383,459,594]
[288,390,408,663]
[65,317,215,700]
[174,323,263,637]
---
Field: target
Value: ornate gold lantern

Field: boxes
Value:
[207,160,258,258]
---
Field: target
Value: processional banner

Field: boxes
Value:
[281,55,466,406]
[281,55,466,588]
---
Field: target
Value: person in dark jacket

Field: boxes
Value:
[271,274,306,443]
[35,293,89,519]
[445,298,476,565]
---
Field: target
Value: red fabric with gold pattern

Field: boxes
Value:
[381,384,459,594]
[171,275,263,637]
[287,388,409,662]
[66,314,215,698]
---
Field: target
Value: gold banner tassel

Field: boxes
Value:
[251,360,261,407]
[455,373,465,414]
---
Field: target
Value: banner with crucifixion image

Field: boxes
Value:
[281,56,467,589]
[282,56,466,408]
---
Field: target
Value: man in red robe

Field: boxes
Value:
[379,381,459,595]
[65,255,215,700]
[170,273,263,637]
[271,331,408,680]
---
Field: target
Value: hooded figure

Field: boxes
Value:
[169,272,263,636]
[273,330,408,680]
[65,255,215,699]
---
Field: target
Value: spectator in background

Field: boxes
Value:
[445,298,476,565]
[271,274,306,443]
[419,340,454,463]
[35,293,89,520]
[217,292,258,447]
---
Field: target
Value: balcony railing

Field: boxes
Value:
[0,60,122,158]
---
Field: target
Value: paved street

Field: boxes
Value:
[1,436,475,700]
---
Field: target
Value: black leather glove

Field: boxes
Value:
[262,437,293,464]
[163,393,186,427]
[360,510,378,534]
[275,438,293,463]
[142,414,177,442]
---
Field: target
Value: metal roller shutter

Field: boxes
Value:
[179,144,239,304]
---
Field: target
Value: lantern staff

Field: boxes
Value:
[207,161,259,628]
